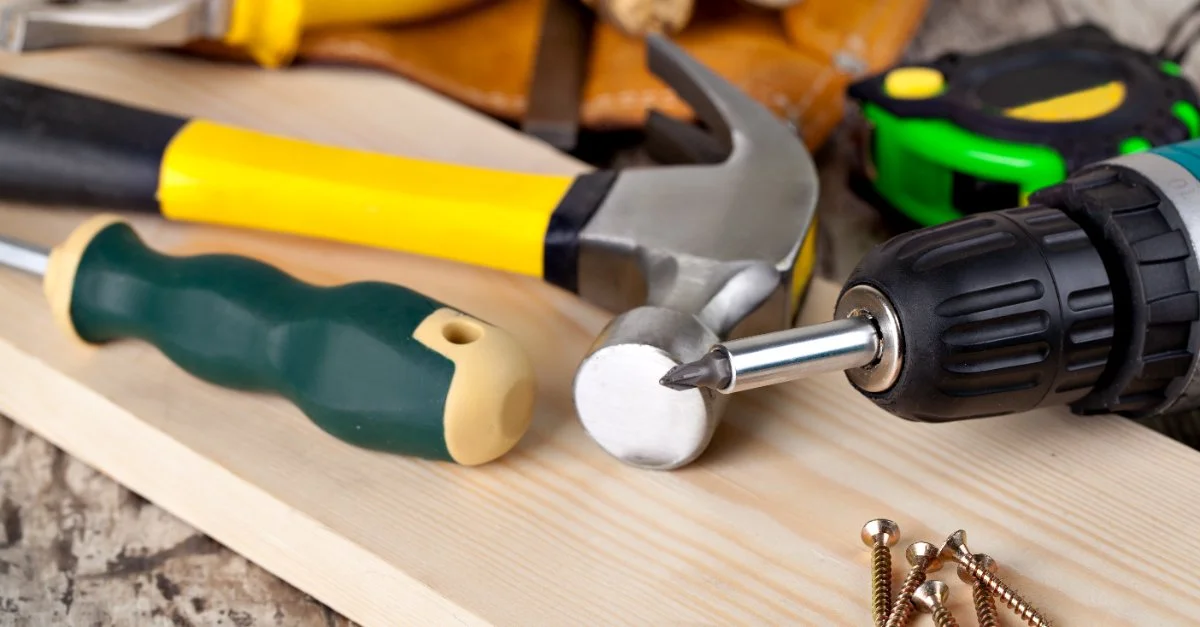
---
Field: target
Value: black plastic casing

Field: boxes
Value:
[842,162,1200,422]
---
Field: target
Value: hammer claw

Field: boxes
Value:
[573,37,822,470]
[644,34,800,165]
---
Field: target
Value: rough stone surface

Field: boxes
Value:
[0,419,355,626]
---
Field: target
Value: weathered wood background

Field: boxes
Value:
[3,0,1198,624]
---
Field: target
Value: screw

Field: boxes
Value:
[912,580,960,627]
[883,541,942,627]
[958,553,999,627]
[941,530,1054,626]
[861,519,900,627]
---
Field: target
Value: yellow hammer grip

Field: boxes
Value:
[159,121,576,278]
[225,0,487,67]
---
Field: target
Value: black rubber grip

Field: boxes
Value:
[0,75,187,211]
[543,170,617,293]
[1033,165,1200,417]
[843,205,1115,422]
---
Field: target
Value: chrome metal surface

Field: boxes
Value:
[572,35,819,468]
[720,315,878,393]
[0,234,49,277]
[574,306,725,470]
[835,284,902,393]
[0,0,229,51]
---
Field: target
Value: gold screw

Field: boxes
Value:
[957,553,999,627]
[912,580,960,627]
[861,519,900,627]
[883,541,942,627]
[941,530,1054,627]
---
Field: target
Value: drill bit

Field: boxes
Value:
[660,314,881,393]
[0,234,48,277]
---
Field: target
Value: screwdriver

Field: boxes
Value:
[0,215,536,465]
[663,140,1200,423]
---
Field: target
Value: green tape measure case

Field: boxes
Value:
[848,24,1200,228]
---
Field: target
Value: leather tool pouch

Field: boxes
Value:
[188,0,929,151]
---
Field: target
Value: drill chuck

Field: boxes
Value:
[841,145,1200,422]
[663,140,1200,425]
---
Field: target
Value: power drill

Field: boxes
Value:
[663,140,1200,423]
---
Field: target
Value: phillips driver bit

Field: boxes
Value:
[660,291,891,394]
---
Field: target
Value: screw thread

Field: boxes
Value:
[870,544,893,627]
[972,581,1000,627]
[883,558,929,627]
[932,605,960,627]
[965,558,1052,627]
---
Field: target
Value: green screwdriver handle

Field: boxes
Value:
[42,216,536,465]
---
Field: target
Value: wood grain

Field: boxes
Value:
[4,1,1200,624]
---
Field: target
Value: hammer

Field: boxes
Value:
[0,36,819,469]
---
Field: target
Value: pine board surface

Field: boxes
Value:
[4,1,1200,625]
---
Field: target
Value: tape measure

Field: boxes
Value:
[847,23,1200,228]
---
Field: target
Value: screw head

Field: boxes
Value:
[906,541,943,572]
[861,519,900,547]
[957,553,997,584]
[911,580,949,613]
[939,529,971,563]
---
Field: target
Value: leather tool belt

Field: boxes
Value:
[188,0,930,151]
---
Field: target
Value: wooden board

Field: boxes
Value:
[3,31,1200,627]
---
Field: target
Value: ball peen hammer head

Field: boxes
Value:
[571,35,819,469]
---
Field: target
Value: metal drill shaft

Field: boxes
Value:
[660,314,879,393]
[0,234,49,277]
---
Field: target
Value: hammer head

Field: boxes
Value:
[572,35,819,469]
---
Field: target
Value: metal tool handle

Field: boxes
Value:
[0,73,583,280]
[43,216,536,465]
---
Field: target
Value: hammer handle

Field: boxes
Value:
[0,74,606,287]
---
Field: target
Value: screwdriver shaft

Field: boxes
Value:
[0,234,49,277]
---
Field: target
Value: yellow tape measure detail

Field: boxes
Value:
[883,67,946,100]
[1003,81,1126,122]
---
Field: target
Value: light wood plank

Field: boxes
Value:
[1,42,1200,626]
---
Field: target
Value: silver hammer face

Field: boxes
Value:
[572,36,820,470]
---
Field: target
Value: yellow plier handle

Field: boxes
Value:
[225,0,489,67]
[0,75,605,288]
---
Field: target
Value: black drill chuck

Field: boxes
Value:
[842,154,1200,422]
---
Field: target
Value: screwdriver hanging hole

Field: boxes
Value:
[442,319,483,345]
